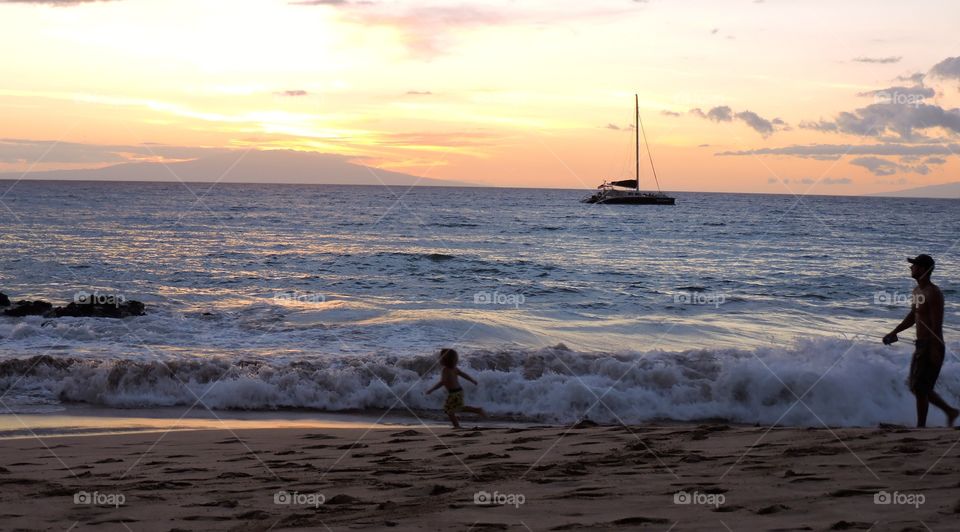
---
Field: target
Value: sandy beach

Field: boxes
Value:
[1,422,957,531]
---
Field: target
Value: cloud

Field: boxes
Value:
[735,110,773,136]
[706,106,733,122]
[821,177,852,185]
[852,56,901,64]
[929,56,960,81]
[660,110,681,117]
[0,0,117,5]
[406,90,432,95]
[718,143,956,175]
[290,0,353,4]
[275,90,308,97]
[802,84,954,139]
[799,120,839,133]
[0,138,226,165]
[832,102,960,139]
[290,2,661,58]
[897,72,925,84]
[771,176,850,186]
[604,123,634,131]
[690,105,782,136]
[291,2,505,58]
[849,156,898,176]
[716,143,960,158]
[795,56,960,142]
[374,130,502,149]
[857,85,935,101]
[848,155,947,176]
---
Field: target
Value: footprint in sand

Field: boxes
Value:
[301,433,337,440]
[755,503,790,514]
[216,471,251,479]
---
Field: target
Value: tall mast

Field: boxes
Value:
[635,93,640,191]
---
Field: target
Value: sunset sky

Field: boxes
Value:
[1,0,959,194]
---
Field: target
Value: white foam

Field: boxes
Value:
[0,337,953,427]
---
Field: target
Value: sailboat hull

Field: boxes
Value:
[593,195,675,205]
[581,190,675,205]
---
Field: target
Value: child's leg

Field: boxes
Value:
[446,411,461,428]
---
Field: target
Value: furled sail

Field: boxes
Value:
[609,179,638,188]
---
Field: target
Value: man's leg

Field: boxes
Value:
[927,391,959,426]
[915,391,930,428]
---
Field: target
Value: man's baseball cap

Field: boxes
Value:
[907,254,935,269]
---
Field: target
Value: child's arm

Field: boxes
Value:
[425,380,444,394]
[457,369,478,385]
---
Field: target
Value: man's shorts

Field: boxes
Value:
[909,341,945,395]
[444,389,464,414]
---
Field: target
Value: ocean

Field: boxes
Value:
[0,180,957,427]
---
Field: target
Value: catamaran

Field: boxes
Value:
[581,94,676,205]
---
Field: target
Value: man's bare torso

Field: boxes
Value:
[913,283,944,347]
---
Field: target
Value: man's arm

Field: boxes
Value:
[458,369,478,385]
[426,380,444,394]
[884,307,915,344]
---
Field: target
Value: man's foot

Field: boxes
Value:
[947,408,959,428]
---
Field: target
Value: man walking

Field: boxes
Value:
[883,254,958,428]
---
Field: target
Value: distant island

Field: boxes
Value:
[871,181,960,199]
[0,149,476,187]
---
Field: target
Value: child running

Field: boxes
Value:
[425,348,486,428]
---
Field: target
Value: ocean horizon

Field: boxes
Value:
[3,177,958,199]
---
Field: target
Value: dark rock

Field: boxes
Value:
[4,300,53,317]
[52,300,145,319]
[2,295,146,318]
[0,292,9,306]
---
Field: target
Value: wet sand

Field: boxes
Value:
[0,422,957,531]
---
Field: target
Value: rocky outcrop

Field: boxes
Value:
[2,295,145,318]
[53,300,145,319]
[4,300,53,317]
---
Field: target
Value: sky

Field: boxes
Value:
[1,0,959,194]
